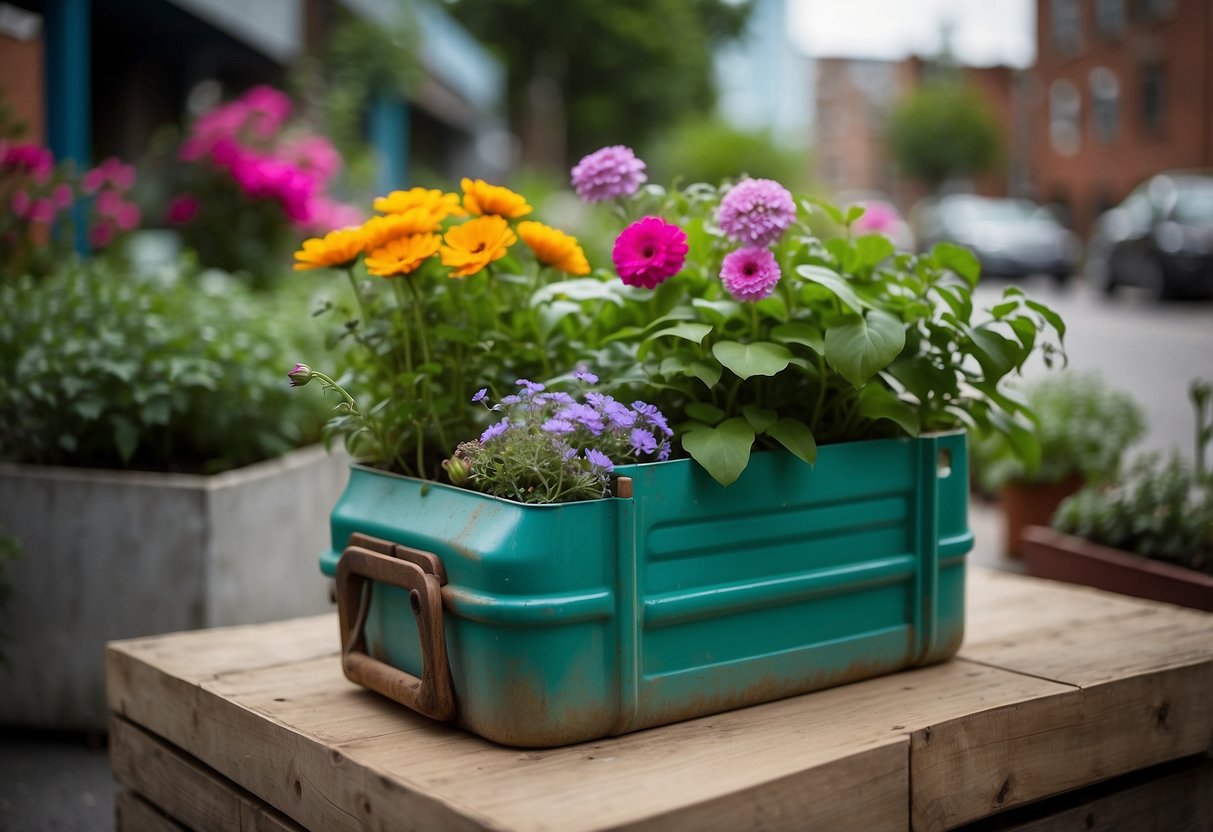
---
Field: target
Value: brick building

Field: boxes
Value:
[1032,0,1213,236]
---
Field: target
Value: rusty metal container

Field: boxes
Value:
[319,432,972,747]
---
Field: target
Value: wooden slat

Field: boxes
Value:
[115,790,189,832]
[106,568,1213,832]
[110,716,304,832]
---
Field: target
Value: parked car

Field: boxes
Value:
[1086,172,1213,300]
[913,194,1080,283]
[837,191,916,252]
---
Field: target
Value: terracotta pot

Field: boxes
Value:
[1021,526,1213,612]
[1000,475,1084,558]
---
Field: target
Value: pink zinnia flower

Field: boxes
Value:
[28,198,55,224]
[720,247,782,302]
[571,145,647,202]
[167,194,199,225]
[718,178,796,247]
[10,190,30,218]
[853,201,898,234]
[90,220,115,249]
[612,216,688,289]
[52,183,73,209]
[3,144,54,182]
[96,189,121,217]
[115,201,141,232]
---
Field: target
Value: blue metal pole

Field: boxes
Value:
[43,0,91,253]
[369,90,409,194]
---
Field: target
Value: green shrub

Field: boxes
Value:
[973,372,1145,493]
[0,257,326,473]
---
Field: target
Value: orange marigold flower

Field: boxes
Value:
[372,187,464,223]
[293,228,365,271]
[360,210,441,251]
[440,215,518,278]
[365,233,442,277]
[517,221,590,275]
[461,178,532,218]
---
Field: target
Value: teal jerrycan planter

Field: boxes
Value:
[319,432,973,748]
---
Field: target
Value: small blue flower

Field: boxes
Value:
[630,427,657,455]
[546,391,576,406]
[471,388,488,403]
[500,394,522,406]
[574,367,599,384]
[516,379,546,395]
[558,404,604,435]
[634,401,673,437]
[657,439,671,461]
[480,419,510,443]
[542,418,576,434]
[585,448,614,472]
[604,400,636,429]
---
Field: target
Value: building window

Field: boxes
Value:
[1089,67,1120,144]
[1095,0,1127,37]
[1140,64,1166,134]
[1051,0,1082,55]
[1050,79,1082,156]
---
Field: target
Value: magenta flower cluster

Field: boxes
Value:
[570,145,647,202]
[612,216,688,289]
[177,85,357,232]
[718,178,796,248]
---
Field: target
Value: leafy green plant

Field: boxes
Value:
[972,372,1145,493]
[1052,379,1213,575]
[0,257,326,473]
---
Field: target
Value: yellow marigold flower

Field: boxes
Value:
[293,228,365,271]
[360,210,441,251]
[517,221,590,275]
[461,178,533,218]
[365,233,442,277]
[440,215,518,278]
[372,187,464,223]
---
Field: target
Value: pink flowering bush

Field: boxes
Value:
[501,145,1072,486]
[172,85,358,283]
[1,140,142,277]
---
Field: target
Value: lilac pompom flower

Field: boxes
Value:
[613,216,688,289]
[717,178,796,247]
[720,247,782,302]
[570,145,647,202]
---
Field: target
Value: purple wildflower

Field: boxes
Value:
[657,440,672,461]
[633,401,673,437]
[574,367,599,384]
[542,418,576,434]
[585,448,614,472]
[603,400,636,429]
[516,379,546,395]
[570,145,647,202]
[720,247,782,302]
[480,419,510,443]
[558,403,605,435]
[717,178,796,247]
[585,392,607,408]
[471,387,488,403]
[630,428,657,455]
[500,394,522,406]
[546,391,576,406]
[562,446,578,461]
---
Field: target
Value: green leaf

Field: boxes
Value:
[967,325,1018,379]
[712,341,793,380]
[141,398,171,426]
[824,309,907,387]
[803,196,843,225]
[73,397,105,421]
[854,234,895,270]
[931,242,981,287]
[933,284,972,323]
[687,359,722,389]
[770,322,824,354]
[682,418,755,486]
[767,418,817,465]
[111,415,139,463]
[686,402,725,425]
[844,204,867,225]
[1026,298,1067,340]
[857,385,921,436]
[741,404,777,433]
[1008,315,1037,361]
[648,321,713,345]
[989,410,1042,478]
[796,265,868,312]
[691,298,743,324]
[990,300,1019,319]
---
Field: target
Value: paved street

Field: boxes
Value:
[974,275,1213,464]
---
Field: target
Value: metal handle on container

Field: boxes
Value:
[335,533,455,722]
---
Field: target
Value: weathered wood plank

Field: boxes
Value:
[110,716,304,832]
[115,790,189,832]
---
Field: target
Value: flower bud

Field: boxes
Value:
[288,363,313,387]
[442,456,471,486]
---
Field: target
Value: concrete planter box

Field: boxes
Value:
[1022,526,1213,612]
[0,445,349,730]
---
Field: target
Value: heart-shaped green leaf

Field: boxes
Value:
[686,402,726,425]
[771,322,824,354]
[857,385,920,436]
[741,404,777,433]
[796,265,868,312]
[682,418,755,486]
[767,417,817,465]
[930,242,981,287]
[824,309,906,387]
[647,321,712,345]
[712,341,793,380]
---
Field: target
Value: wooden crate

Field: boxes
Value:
[107,568,1213,832]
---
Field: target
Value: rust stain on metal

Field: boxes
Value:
[448,504,485,562]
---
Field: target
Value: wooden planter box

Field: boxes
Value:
[1022,526,1213,612]
[0,445,349,730]
[999,475,1083,558]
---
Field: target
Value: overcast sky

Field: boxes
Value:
[788,0,1036,68]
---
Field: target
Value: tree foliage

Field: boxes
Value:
[446,0,753,167]
[887,83,1002,189]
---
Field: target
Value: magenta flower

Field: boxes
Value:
[720,247,782,302]
[52,184,73,210]
[570,145,647,202]
[287,364,313,387]
[28,198,55,224]
[718,178,796,247]
[613,216,688,289]
[115,201,141,232]
[89,220,115,249]
[853,201,898,234]
[167,194,200,225]
[2,144,54,182]
[10,190,30,218]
